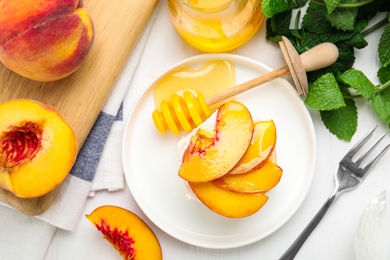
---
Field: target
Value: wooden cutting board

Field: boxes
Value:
[0,0,159,215]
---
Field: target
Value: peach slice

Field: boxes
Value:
[86,205,162,260]
[213,151,283,193]
[178,101,254,182]
[189,181,268,218]
[228,120,276,175]
[181,128,215,163]
[0,99,77,198]
[0,0,94,82]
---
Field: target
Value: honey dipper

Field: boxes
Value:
[153,36,339,135]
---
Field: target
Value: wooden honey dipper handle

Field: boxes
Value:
[300,42,339,72]
[205,40,339,106]
[206,65,290,106]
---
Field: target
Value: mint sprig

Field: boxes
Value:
[305,73,345,110]
[321,92,358,141]
[262,0,390,140]
[378,19,390,67]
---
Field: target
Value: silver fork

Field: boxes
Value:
[280,126,390,260]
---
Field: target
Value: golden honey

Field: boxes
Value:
[153,60,236,134]
[168,0,264,52]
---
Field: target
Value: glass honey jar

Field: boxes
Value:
[168,0,264,52]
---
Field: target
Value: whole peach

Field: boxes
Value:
[0,0,94,82]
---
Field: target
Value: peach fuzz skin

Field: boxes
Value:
[0,0,94,82]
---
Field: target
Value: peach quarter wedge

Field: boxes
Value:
[189,181,268,218]
[212,151,283,193]
[0,0,94,82]
[228,120,276,175]
[0,99,77,198]
[178,101,254,182]
[86,205,162,260]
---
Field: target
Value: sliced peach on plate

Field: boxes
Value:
[229,120,276,175]
[178,101,254,182]
[0,99,77,198]
[86,205,162,260]
[182,128,215,163]
[189,181,268,218]
[213,151,283,193]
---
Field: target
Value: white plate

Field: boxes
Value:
[122,54,316,249]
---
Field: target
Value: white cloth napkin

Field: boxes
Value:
[0,8,157,260]
[89,118,125,196]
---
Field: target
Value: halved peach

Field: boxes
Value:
[213,151,283,193]
[229,120,276,175]
[0,99,77,198]
[189,181,268,218]
[86,205,162,260]
[178,101,254,182]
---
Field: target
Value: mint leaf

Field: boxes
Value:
[302,3,368,44]
[331,44,356,72]
[296,31,323,53]
[266,10,293,43]
[378,65,390,84]
[343,33,367,49]
[358,0,390,20]
[372,87,390,125]
[378,23,390,67]
[325,6,358,31]
[324,0,341,14]
[339,69,376,98]
[320,95,358,141]
[295,0,310,7]
[302,3,331,34]
[305,73,345,110]
[262,0,297,18]
[319,19,367,43]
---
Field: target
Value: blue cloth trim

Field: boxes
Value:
[115,103,123,121]
[70,111,114,182]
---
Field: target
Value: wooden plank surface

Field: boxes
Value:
[0,0,159,215]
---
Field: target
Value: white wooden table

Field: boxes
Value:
[45,2,390,259]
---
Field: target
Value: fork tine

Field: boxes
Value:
[355,133,386,165]
[363,140,390,172]
[344,126,378,160]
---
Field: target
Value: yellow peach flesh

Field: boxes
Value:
[189,181,268,218]
[0,99,77,198]
[178,101,254,182]
[213,151,283,193]
[229,120,276,174]
[86,205,162,260]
